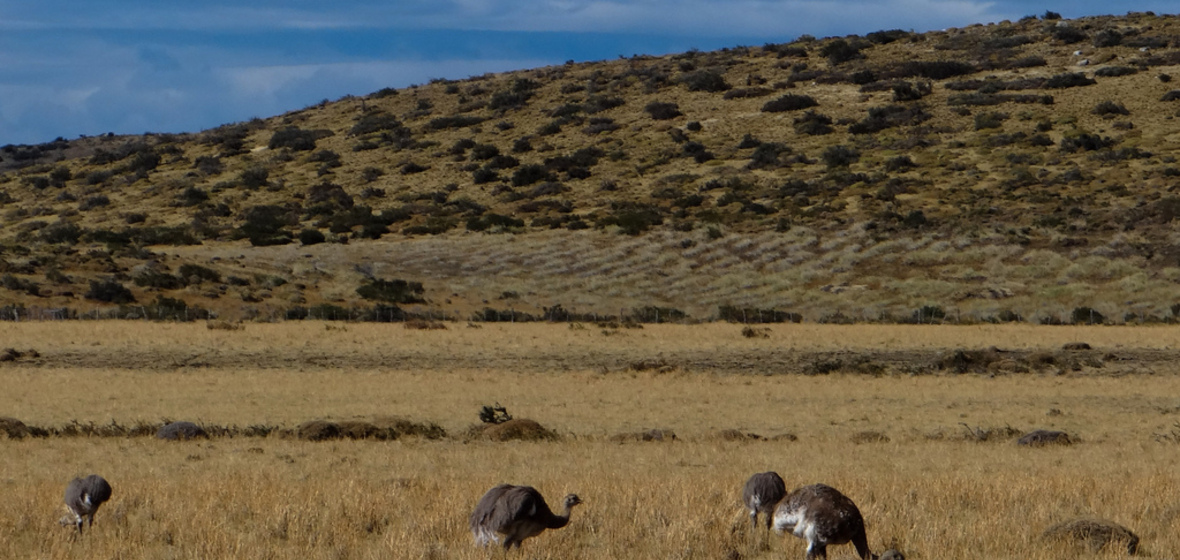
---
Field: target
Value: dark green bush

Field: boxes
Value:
[761,94,818,113]
[1045,72,1096,89]
[679,70,730,92]
[268,127,322,151]
[1094,66,1137,77]
[820,39,864,65]
[86,278,135,304]
[425,115,486,130]
[1071,307,1105,325]
[822,145,860,168]
[1092,100,1130,116]
[356,278,426,304]
[178,264,221,284]
[644,102,683,120]
[466,214,525,232]
[794,111,833,135]
[297,228,325,246]
[512,164,554,187]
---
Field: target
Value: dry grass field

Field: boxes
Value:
[2,323,1180,559]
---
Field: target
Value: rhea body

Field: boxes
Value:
[742,471,787,531]
[63,475,112,534]
[772,483,872,560]
[469,484,582,550]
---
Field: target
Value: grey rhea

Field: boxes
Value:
[469,484,582,550]
[63,475,112,534]
[772,483,872,560]
[742,471,787,531]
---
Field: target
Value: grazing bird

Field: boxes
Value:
[773,483,873,560]
[62,475,112,534]
[742,471,787,531]
[469,484,582,550]
[1042,517,1139,555]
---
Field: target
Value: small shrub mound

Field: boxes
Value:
[608,428,677,443]
[713,429,764,441]
[850,431,891,444]
[297,420,341,441]
[472,418,559,442]
[1017,429,1074,447]
[0,417,30,439]
[1042,518,1139,555]
[156,421,207,441]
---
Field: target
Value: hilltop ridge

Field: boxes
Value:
[3,11,1180,323]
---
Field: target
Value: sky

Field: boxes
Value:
[0,1,1174,145]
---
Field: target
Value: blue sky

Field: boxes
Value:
[0,1,1173,145]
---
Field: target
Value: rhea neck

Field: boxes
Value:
[544,502,576,529]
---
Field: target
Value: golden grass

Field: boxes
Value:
[3,323,1180,558]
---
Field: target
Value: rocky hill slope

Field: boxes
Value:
[3,11,1180,323]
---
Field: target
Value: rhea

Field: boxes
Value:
[470,484,582,550]
[742,471,787,531]
[62,475,112,534]
[772,483,873,560]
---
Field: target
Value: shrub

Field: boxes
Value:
[1071,307,1105,325]
[884,155,916,172]
[1060,133,1115,152]
[761,94,818,112]
[511,164,554,187]
[511,137,533,153]
[299,229,325,246]
[794,111,833,135]
[425,115,486,130]
[644,101,683,120]
[1161,90,1180,101]
[466,214,524,232]
[238,166,269,189]
[1052,26,1087,44]
[1092,100,1130,116]
[349,113,403,136]
[356,279,426,303]
[974,111,1008,130]
[748,142,790,169]
[892,81,931,102]
[268,127,322,151]
[866,29,910,44]
[133,268,184,290]
[38,221,82,244]
[79,195,111,211]
[897,60,975,80]
[679,69,730,92]
[86,278,135,304]
[1092,29,1123,48]
[848,104,931,134]
[178,264,221,283]
[238,204,294,246]
[472,167,499,184]
[822,145,860,168]
[820,39,864,65]
[1094,66,1137,77]
[1045,72,1096,89]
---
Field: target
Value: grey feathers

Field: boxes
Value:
[470,484,582,549]
[63,474,112,534]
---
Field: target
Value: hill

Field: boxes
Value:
[2,11,1180,324]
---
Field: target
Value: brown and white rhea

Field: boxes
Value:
[772,483,873,560]
[742,471,787,531]
[469,484,582,550]
[62,475,112,534]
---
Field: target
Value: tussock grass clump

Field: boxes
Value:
[1017,429,1074,447]
[0,416,29,439]
[608,428,677,442]
[470,418,559,442]
[1042,518,1139,554]
[850,430,891,444]
[711,429,763,441]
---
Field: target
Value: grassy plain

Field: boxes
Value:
[2,322,1180,559]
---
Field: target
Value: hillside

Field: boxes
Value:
[3,11,1180,324]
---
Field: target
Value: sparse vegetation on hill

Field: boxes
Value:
[3,12,1180,321]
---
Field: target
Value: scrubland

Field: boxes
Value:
[2,322,1180,559]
